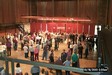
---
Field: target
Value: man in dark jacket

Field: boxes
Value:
[78,44,83,58]
[55,57,63,75]
[61,49,67,63]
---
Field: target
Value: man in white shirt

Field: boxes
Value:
[29,39,34,46]
[36,35,41,44]
[73,43,78,53]
[0,42,6,57]
[29,45,34,61]
[23,44,28,58]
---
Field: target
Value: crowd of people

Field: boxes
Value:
[0,31,97,75]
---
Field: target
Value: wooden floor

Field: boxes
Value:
[0,41,97,75]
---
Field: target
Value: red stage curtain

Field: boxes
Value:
[42,23,46,32]
[30,22,41,33]
[30,22,95,36]
[48,22,57,32]
[78,23,83,34]
[66,23,70,33]
[73,23,77,33]
[30,22,36,32]
[57,22,66,33]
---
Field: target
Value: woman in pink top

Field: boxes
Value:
[34,46,39,61]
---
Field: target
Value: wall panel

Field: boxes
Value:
[46,1,53,16]
[70,1,78,17]
[0,0,3,23]
[16,0,27,22]
[54,1,66,16]
[2,0,10,23]
[37,2,44,16]
[79,0,97,24]
[0,0,111,26]
[20,0,29,22]
[8,0,15,23]
[0,0,29,24]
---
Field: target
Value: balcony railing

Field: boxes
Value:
[0,57,98,75]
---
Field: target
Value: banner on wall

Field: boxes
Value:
[57,27,65,29]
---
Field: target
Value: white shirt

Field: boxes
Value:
[7,35,10,39]
[70,44,73,48]
[73,44,78,51]
[36,36,41,40]
[29,46,34,52]
[29,39,34,45]
[36,44,40,50]
[1,69,5,75]
[0,45,6,50]
[15,67,22,73]
[23,46,28,53]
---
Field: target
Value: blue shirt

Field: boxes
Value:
[31,66,40,73]
[63,60,71,67]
